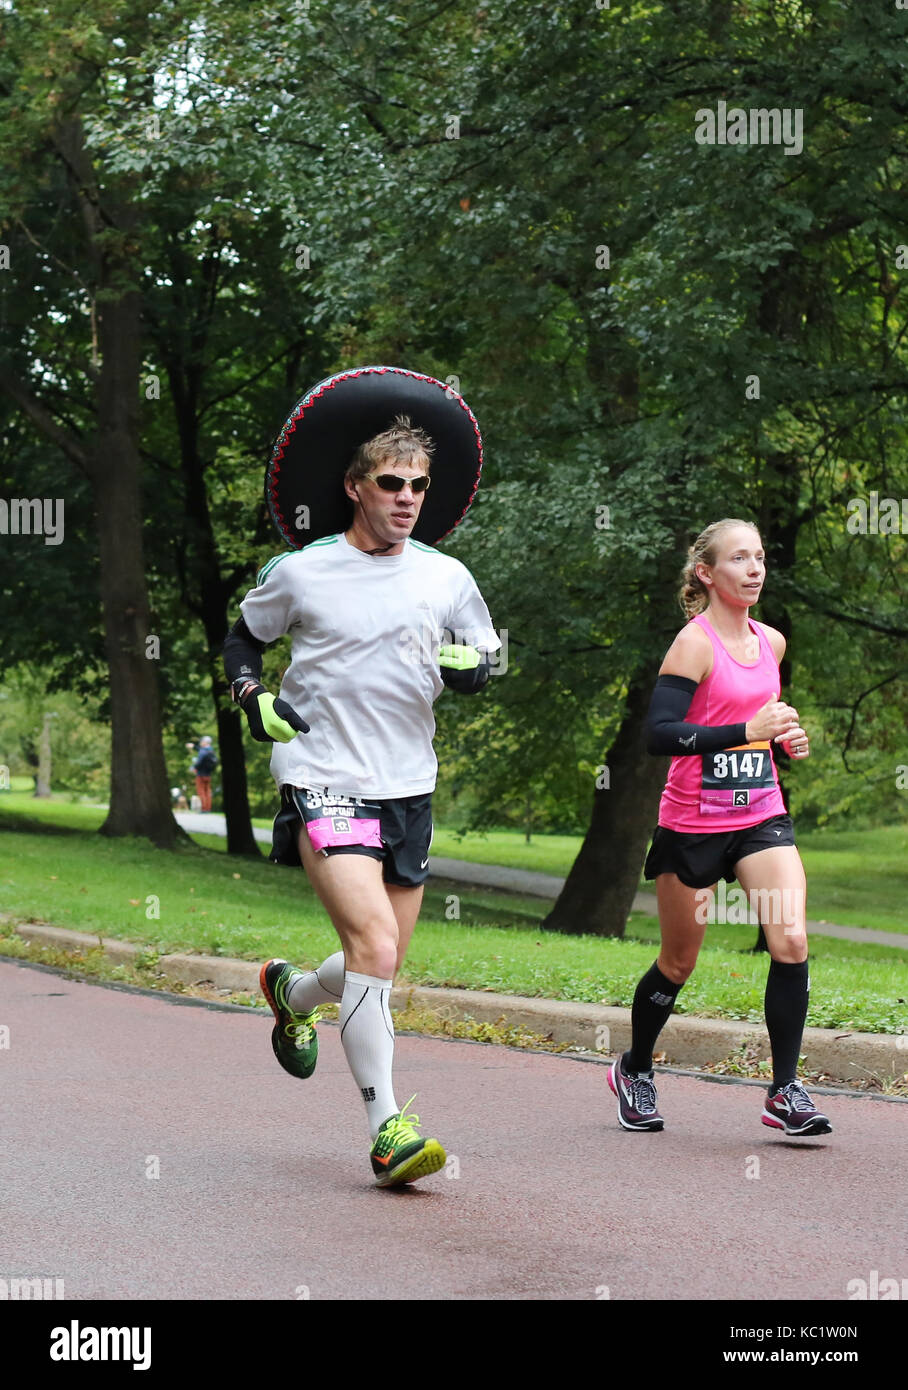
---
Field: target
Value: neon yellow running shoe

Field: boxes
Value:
[370,1097,446,1188]
[260,959,319,1079]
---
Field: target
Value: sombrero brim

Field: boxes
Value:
[266,366,483,547]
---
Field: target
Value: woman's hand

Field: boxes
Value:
[778,725,810,759]
[745,696,800,743]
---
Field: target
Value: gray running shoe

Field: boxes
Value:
[608,1055,664,1131]
[762,1081,831,1136]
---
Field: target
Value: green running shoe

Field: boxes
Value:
[260,958,319,1080]
[370,1097,446,1188]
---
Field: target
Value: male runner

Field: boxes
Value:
[223,411,500,1186]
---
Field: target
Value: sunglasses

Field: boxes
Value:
[363,472,431,494]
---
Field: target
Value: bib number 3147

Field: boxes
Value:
[700,742,775,816]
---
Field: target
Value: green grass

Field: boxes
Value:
[1,795,906,1035]
[432,825,908,935]
[432,827,585,877]
[8,792,906,932]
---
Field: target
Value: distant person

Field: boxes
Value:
[189,736,217,813]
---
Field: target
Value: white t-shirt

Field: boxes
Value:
[240,532,501,798]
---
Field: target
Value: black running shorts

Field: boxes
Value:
[643,813,797,890]
[270,784,434,888]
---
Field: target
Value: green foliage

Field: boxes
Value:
[0,666,110,796]
[1,0,905,850]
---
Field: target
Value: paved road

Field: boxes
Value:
[176,811,908,950]
[2,958,904,1301]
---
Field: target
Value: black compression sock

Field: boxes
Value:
[626,962,683,1074]
[765,958,809,1091]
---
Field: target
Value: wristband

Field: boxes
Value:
[231,677,262,707]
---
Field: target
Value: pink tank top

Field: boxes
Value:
[658,613,787,833]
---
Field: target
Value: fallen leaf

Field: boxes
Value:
[128,898,140,906]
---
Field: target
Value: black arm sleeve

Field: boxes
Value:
[223,617,268,688]
[440,651,492,694]
[646,675,748,756]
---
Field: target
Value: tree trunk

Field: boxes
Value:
[543,303,667,936]
[94,283,184,846]
[2,114,182,846]
[216,689,261,857]
[543,665,669,936]
[749,452,801,951]
[168,356,261,857]
[745,258,808,949]
[200,616,260,857]
[196,549,260,859]
[34,711,53,798]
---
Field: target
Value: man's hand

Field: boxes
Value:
[233,679,309,743]
[438,643,481,671]
[437,644,490,693]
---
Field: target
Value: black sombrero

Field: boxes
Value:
[266,365,484,547]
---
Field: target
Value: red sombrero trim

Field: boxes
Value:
[266,365,483,549]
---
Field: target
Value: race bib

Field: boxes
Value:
[298,788,383,854]
[700,742,776,816]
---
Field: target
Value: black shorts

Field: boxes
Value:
[270,784,434,888]
[643,814,796,890]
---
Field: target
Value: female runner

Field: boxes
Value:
[608,518,831,1137]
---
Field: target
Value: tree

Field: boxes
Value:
[321,0,908,934]
[0,1,190,844]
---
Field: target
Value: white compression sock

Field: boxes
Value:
[286,951,345,1014]
[339,970,398,1138]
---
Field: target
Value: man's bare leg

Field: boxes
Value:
[387,883,424,978]
[284,878,423,1010]
[295,823,400,976]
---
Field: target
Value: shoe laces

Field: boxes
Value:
[284,1008,319,1043]
[630,1075,658,1115]
[777,1081,814,1112]
[378,1096,422,1147]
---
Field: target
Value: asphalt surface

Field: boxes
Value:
[2,958,904,1301]
[174,810,908,950]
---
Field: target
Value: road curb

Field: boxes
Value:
[8,920,907,1082]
